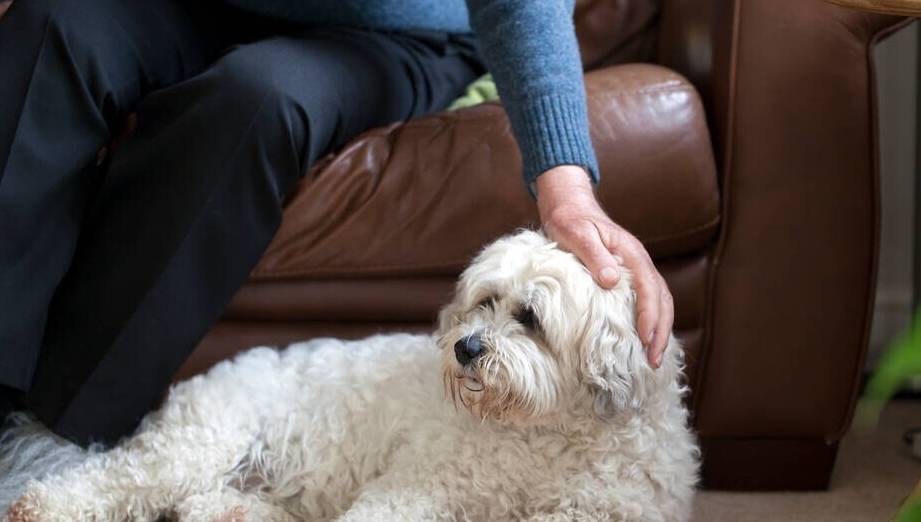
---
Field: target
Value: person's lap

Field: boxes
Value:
[0,0,482,444]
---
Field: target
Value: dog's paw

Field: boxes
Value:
[5,484,54,522]
[5,498,38,522]
[4,481,108,522]
[210,506,246,522]
[176,495,249,522]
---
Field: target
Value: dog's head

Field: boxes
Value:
[437,230,681,425]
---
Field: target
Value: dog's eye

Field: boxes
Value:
[515,307,538,330]
[476,296,497,309]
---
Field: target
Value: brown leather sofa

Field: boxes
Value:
[1,0,905,491]
[176,0,908,491]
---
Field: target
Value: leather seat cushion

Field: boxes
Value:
[247,63,719,284]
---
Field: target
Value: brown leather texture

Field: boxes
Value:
[250,64,718,281]
[699,438,841,491]
[654,0,904,490]
[575,0,661,68]
[180,253,711,384]
[659,0,905,442]
[11,0,884,491]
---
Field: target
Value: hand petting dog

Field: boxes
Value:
[537,164,674,368]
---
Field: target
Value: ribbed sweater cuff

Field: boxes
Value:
[513,93,600,193]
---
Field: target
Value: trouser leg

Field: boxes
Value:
[0,0,250,391]
[25,27,484,446]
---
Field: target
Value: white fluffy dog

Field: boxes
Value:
[6,230,698,522]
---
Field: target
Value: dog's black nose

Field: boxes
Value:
[454,335,484,365]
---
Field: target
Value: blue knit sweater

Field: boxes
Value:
[224,0,599,188]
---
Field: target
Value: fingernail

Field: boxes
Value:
[600,267,617,284]
[655,352,663,367]
[646,330,655,346]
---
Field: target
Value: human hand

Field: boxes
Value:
[535,165,673,368]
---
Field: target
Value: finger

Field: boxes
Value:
[602,232,663,367]
[630,263,661,362]
[649,282,674,368]
[566,227,621,289]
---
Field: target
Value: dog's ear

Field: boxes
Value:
[580,287,656,419]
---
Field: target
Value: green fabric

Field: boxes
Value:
[448,74,499,110]
[856,307,921,427]
[896,499,921,522]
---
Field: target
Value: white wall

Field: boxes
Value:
[869,22,918,368]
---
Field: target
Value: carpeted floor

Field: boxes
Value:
[692,400,921,522]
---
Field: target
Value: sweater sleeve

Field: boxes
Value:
[464,0,599,190]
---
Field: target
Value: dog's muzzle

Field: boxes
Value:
[454,335,484,366]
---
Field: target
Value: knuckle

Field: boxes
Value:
[636,302,655,315]
[624,233,645,251]
[639,299,659,315]
[569,224,596,244]
[638,280,657,296]
[658,314,672,329]
[618,238,641,256]
[661,289,674,303]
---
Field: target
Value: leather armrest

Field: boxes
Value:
[659,0,909,442]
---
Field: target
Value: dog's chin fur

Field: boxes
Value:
[5,230,698,522]
[440,329,565,425]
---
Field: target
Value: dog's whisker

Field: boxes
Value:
[449,374,460,411]
[462,381,483,393]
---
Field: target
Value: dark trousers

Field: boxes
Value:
[0,0,482,446]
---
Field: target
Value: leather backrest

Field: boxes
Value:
[575,0,661,68]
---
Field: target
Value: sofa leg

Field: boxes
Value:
[700,437,839,491]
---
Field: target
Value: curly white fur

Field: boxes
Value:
[5,230,698,522]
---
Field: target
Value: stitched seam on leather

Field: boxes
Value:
[691,0,742,421]
[642,215,721,245]
[251,260,475,279]
[250,216,721,280]
[832,18,906,442]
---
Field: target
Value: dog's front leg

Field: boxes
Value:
[8,415,259,522]
[524,510,610,522]
[7,353,280,522]
[175,488,296,522]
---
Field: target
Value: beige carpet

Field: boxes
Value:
[692,400,921,522]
